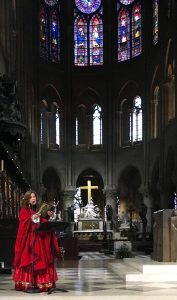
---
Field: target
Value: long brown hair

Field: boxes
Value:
[22,190,38,209]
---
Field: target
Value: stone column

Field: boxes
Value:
[103,188,117,233]
[63,189,75,222]
[139,185,152,232]
[104,189,117,213]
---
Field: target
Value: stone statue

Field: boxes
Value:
[81,198,100,219]
[139,202,147,232]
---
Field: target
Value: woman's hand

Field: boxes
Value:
[31,213,41,223]
[47,211,56,220]
[47,211,54,217]
[33,213,41,219]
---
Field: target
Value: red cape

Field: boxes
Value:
[13,208,59,271]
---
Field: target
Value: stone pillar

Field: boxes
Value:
[160,187,172,209]
[63,189,75,222]
[139,185,152,232]
[104,189,117,213]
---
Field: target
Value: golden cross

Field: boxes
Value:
[80,180,98,204]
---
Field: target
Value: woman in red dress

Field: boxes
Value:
[13,190,60,292]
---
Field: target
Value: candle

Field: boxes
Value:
[1,160,4,171]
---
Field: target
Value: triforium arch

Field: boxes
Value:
[75,87,103,149]
[76,168,104,216]
[118,165,143,219]
[42,166,62,209]
[40,84,63,149]
[117,80,141,147]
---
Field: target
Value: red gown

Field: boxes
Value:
[13,207,60,292]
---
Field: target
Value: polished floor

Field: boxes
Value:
[0,252,177,300]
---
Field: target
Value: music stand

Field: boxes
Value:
[36,221,69,294]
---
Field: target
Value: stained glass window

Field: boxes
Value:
[74,16,88,66]
[75,0,101,14]
[118,1,142,62]
[90,15,103,65]
[40,5,48,59]
[153,0,158,45]
[119,0,134,4]
[118,8,130,61]
[74,1,103,66]
[40,1,60,63]
[44,0,58,6]
[132,4,142,58]
[50,10,60,62]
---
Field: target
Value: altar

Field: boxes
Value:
[78,218,103,231]
[73,180,108,247]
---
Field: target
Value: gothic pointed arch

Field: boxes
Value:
[42,166,62,209]
[75,87,102,149]
[118,165,143,219]
[77,87,101,106]
[40,85,63,149]
[76,168,104,215]
[117,81,142,146]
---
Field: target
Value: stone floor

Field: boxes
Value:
[0,252,177,300]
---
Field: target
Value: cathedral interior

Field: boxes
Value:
[0,0,177,271]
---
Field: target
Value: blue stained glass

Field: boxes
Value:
[75,0,101,14]
[118,8,130,61]
[119,0,134,5]
[77,26,85,45]
[74,16,88,65]
[50,10,60,62]
[132,4,142,57]
[44,0,58,6]
[90,15,103,65]
[40,5,48,59]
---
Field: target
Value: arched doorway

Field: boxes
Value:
[75,168,104,220]
[118,165,143,228]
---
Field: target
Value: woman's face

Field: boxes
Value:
[29,193,37,205]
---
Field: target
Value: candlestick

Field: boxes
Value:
[0,160,4,171]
